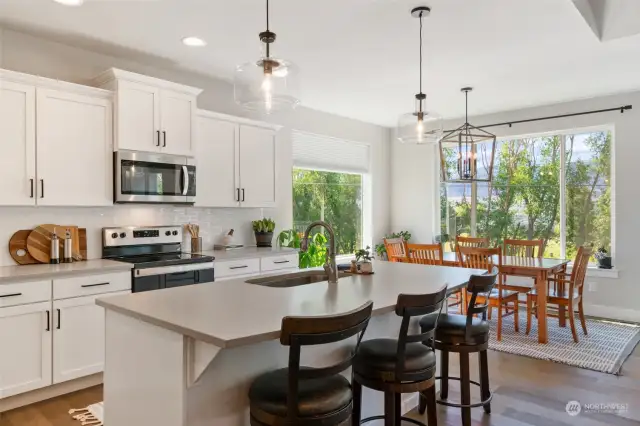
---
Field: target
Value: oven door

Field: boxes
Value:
[115,151,194,204]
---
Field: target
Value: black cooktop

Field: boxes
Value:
[110,252,214,269]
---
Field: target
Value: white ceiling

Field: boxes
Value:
[1,0,640,127]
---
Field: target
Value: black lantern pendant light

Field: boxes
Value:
[439,88,497,182]
[234,0,300,113]
[396,6,443,144]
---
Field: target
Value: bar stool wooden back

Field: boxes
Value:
[248,301,373,426]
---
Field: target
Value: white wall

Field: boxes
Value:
[0,27,391,262]
[391,90,640,321]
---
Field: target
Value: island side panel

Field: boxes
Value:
[104,310,188,426]
[186,312,416,426]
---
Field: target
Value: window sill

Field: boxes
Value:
[585,267,619,279]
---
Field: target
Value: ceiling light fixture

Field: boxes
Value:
[53,0,84,6]
[396,6,443,144]
[182,37,207,47]
[439,88,497,183]
[234,0,300,114]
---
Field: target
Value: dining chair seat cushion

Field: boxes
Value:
[528,288,579,300]
[421,313,490,338]
[353,338,436,377]
[249,367,352,418]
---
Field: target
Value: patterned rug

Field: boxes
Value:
[486,312,640,375]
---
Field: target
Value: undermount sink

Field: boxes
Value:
[246,270,350,288]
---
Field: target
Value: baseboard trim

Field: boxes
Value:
[585,304,640,324]
[402,392,419,415]
[0,373,102,413]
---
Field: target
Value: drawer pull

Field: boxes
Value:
[0,292,22,298]
[273,260,290,264]
[46,310,50,331]
[229,265,249,270]
[57,309,61,330]
[81,282,110,288]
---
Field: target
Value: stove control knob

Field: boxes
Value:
[172,230,178,236]
[111,232,118,239]
[165,231,171,236]
[119,232,126,239]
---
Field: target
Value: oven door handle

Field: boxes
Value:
[182,165,189,196]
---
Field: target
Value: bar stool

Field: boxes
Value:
[418,269,498,426]
[248,301,373,426]
[352,286,448,426]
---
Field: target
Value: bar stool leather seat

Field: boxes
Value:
[420,313,490,339]
[354,339,436,382]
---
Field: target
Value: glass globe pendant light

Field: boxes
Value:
[234,0,300,114]
[397,6,443,144]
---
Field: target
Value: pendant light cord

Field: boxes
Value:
[419,12,423,95]
[465,89,468,123]
[265,0,270,58]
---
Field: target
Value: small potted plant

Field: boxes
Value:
[354,246,373,274]
[594,246,612,269]
[252,218,276,247]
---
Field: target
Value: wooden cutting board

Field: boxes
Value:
[27,224,82,263]
[9,230,39,265]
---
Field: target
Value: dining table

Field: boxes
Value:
[440,252,571,344]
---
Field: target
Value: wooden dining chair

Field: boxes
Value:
[459,246,519,341]
[384,238,409,263]
[455,236,489,264]
[502,239,544,294]
[526,246,592,343]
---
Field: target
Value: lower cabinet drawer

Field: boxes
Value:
[215,258,261,279]
[53,271,131,300]
[260,254,299,272]
[0,280,51,308]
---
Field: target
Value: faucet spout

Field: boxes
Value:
[301,221,338,284]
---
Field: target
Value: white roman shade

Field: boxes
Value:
[292,130,370,174]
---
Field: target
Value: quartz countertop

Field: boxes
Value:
[0,259,132,284]
[97,261,484,348]
[195,247,298,261]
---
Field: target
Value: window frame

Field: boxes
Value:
[435,124,616,263]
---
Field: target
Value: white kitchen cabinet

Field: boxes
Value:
[36,88,113,206]
[195,113,240,207]
[195,110,278,208]
[94,68,201,156]
[0,81,36,206]
[0,301,52,398]
[239,125,277,208]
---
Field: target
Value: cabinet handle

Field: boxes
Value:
[229,265,249,270]
[163,131,167,147]
[81,282,110,288]
[0,292,22,298]
[236,188,240,202]
[242,188,245,202]
[46,310,50,332]
[156,130,161,147]
[56,309,61,330]
[30,179,34,198]
[273,260,290,264]
[40,179,44,198]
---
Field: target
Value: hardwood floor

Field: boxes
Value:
[2,345,639,426]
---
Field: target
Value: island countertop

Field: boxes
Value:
[96,261,485,348]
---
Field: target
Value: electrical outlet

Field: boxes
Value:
[588,281,598,292]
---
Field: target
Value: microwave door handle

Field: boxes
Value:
[182,165,189,196]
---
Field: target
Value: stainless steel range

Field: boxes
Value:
[102,225,214,293]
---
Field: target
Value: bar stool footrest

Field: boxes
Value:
[430,376,493,409]
[361,415,427,425]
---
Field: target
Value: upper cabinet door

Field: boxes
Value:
[116,81,161,152]
[195,116,240,207]
[0,81,36,206]
[0,302,52,398]
[160,90,195,156]
[36,89,113,206]
[239,125,276,208]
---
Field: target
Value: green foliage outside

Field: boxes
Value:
[292,168,363,255]
[441,131,611,261]
[278,229,328,269]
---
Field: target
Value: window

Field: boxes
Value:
[292,131,370,255]
[440,129,612,261]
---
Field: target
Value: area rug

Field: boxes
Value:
[69,402,104,425]
[486,313,640,375]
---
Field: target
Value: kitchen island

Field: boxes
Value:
[97,260,484,426]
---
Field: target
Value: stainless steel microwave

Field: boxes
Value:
[114,151,196,204]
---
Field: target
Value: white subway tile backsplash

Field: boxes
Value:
[0,206,273,266]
